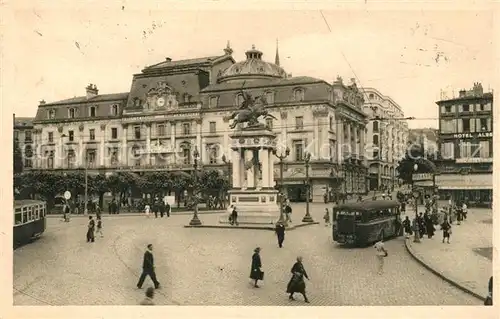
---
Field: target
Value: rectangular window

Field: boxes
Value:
[47,150,54,168]
[459,142,472,158]
[444,105,451,113]
[479,140,491,158]
[209,96,218,108]
[295,116,304,130]
[24,158,32,168]
[440,119,456,133]
[372,121,379,133]
[48,132,54,143]
[14,131,19,141]
[68,130,74,142]
[90,106,96,117]
[208,145,218,164]
[109,147,119,165]
[209,122,216,134]
[266,92,274,104]
[25,130,32,142]
[86,150,96,167]
[182,123,191,135]
[157,124,165,136]
[67,149,76,168]
[440,142,454,159]
[293,141,304,161]
[111,127,118,139]
[134,126,141,139]
[265,118,273,129]
[111,105,118,116]
[89,129,95,141]
[69,108,76,118]
[462,104,470,112]
[182,148,191,164]
[479,118,488,131]
[462,119,471,132]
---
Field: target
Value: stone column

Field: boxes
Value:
[322,117,329,160]
[314,117,320,156]
[232,149,241,188]
[259,149,268,188]
[280,112,288,149]
[170,121,176,146]
[336,119,344,163]
[100,124,106,167]
[353,124,359,159]
[145,123,151,165]
[268,151,275,188]
[121,124,128,166]
[245,149,255,188]
[56,126,64,168]
[196,119,202,156]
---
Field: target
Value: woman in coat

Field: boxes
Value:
[286,256,310,303]
[249,247,262,288]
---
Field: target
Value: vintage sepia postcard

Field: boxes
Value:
[1,1,497,319]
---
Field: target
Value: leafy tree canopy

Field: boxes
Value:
[396,144,437,185]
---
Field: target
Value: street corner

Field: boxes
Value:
[404,237,486,302]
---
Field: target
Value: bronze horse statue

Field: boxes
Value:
[225,90,277,129]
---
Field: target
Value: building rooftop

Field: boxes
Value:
[42,92,129,107]
[14,117,34,128]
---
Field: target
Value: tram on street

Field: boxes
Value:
[14,200,47,247]
[332,200,402,247]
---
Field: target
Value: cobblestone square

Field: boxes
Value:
[13,204,480,306]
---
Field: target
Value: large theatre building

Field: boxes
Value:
[435,83,493,207]
[31,43,368,202]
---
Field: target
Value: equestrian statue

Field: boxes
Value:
[225,90,277,129]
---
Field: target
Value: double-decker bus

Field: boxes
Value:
[14,200,47,247]
[332,200,402,246]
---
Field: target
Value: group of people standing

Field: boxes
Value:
[144,197,171,218]
[86,214,103,242]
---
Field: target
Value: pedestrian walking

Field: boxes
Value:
[402,216,412,238]
[95,204,101,220]
[275,222,285,248]
[374,238,388,275]
[140,287,155,305]
[441,219,451,244]
[96,215,103,238]
[323,208,331,226]
[284,202,292,223]
[485,276,493,306]
[249,247,263,288]
[159,201,165,218]
[144,203,151,218]
[230,206,239,226]
[286,256,310,303]
[86,216,95,243]
[137,244,161,289]
[62,202,70,222]
[462,202,468,220]
[165,201,171,217]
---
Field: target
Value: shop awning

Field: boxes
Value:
[436,174,492,190]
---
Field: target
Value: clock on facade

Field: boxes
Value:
[156,97,166,107]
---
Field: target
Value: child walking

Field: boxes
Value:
[323,208,331,226]
[96,216,103,238]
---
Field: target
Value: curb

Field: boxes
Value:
[184,221,320,231]
[404,238,485,301]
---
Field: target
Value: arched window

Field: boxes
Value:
[111,104,119,116]
[68,108,76,119]
[89,106,96,117]
[373,134,379,145]
[369,93,374,99]
[47,109,55,119]
[293,88,305,102]
[372,120,379,132]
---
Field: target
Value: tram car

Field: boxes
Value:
[14,200,47,246]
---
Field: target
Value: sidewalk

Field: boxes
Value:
[404,208,492,301]
[46,209,224,218]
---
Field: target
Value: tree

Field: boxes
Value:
[170,171,192,207]
[29,171,66,209]
[14,172,35,200]
[396,144,437,185]
[13,139,23,174]
[88,174,109,207]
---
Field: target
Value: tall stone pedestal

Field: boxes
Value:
[219,124,280,225]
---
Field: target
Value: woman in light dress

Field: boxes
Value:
[144,203,151,218]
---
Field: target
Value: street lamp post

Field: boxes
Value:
[189,147,202,226]
[302,152,314,223]
[272,147,290,226]
[222,154,232,207]
[412,163,421,243]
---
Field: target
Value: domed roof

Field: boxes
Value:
[217,45,287,83]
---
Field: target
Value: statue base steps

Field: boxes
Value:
[219,189,280,225]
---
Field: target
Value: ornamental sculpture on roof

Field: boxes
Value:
[224,90,277,129]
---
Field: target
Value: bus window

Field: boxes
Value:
[34,206,39,220]
[22,207,28,224]
[15,213,22,224]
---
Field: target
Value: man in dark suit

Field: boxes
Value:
[86,216,95,243]
[137,244,161,289]
[275,222,286,248]
[165,202,171,217]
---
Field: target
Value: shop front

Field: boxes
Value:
[436,173,492,208]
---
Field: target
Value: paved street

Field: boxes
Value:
[405,207,492,299]
[13,203,480,306]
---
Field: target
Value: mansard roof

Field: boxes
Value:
[42,92,129,106]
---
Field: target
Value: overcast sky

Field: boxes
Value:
[3,2,495,129]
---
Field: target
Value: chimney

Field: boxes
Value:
[39,99,46,105]
[86,83,98,99]
[165,57,172,62]
[458,89,466,98]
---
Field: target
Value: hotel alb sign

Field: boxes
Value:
[412,173,433,181]
[453,132,492,139]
